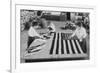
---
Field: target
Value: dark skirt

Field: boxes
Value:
[79,38,87,53]
[27,36,35,48]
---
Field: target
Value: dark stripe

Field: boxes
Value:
[56,33,59,54]
[78,40,87,53]
[49,33,56,54]
[61,33,64,54]
[69,40,75,54]
[74,40,81,54]
[62,33,64,39]
[65,40,70,54]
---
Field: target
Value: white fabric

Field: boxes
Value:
[28,26,40,37]
[29,39,46,48]
[72,27,87,41]
[48,23,56,32]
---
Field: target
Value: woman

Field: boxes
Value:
[26,21,46,54]
[69,22,88,53]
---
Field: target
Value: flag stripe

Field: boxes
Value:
[49,33,56,54]
[74,40,81,53]
[65,40,70,54]
[75,40,84,54]
[56,33,59,54]
[69,40,75,54]
[61,33,64,54]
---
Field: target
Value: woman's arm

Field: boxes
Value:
[69,29,77,39]
[69,32,76,39]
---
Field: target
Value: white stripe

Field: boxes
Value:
[59,33,61,55]
[71,40,78,54]
[75,40,84,54]
[67,40,73,54]
[63,40,67,54]
[53,33,57,54]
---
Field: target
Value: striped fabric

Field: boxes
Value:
[50,32,85,55]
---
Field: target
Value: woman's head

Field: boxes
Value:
[76,22,82,27]
[36,11,43,18]
[31,21,38,27]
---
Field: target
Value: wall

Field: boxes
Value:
[0,0,100,73]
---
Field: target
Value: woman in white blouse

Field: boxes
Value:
[26,21,46,53]
[69,22,88,53]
